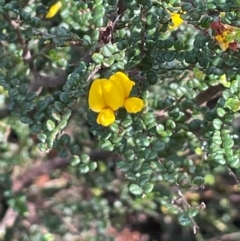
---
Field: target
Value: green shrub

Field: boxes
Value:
[0,0,240,240]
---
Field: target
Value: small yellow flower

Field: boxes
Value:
[88,78,123,112]
[169,12,183,30]
[215,30,237,51]
[46,1,62,19]
[88,72,144,126]
[210,20,239,51]
[215,32,229,51]
[88,78,123,126]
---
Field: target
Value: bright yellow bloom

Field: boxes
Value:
[215,29,237,51]
[124,97,145,113]
[215,32,230,51]
[88,78,123,126]
[46,1,62,19]
[169,12,183,30]
[110,72,144,114]
[88,72,144,126]
[210,20,239,51]
[89,78,124,112]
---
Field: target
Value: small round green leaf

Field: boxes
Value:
[60,134,71,145]
[92,53,104,64]
[178,213,192,226]
[188,208,199,218]
[138,174,150,186]
[212,118,223,130]
[70,155,81,166]
[57,148,68,158]
[192,176,205,186]
[37,133,47,143]
[79,164,90,173]
[80,153,90,164]
[142,182,154,193]
[101,140,114,151]
[46,120,56,132]
[146,70,158,85]
[129,183,143,195]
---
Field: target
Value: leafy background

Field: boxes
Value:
[0,0,240,240]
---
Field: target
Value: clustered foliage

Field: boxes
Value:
[1,0,240,240]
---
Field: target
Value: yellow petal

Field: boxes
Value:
[46,1,62,19]
[109,72,135,99]
[124,97,144,113]
[100,79,124,110]
[169,13,183,30]
[88,79,108,112]
[97,108,115,126]
[215,34,229,51]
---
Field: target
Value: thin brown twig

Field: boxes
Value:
[4,13,24,45]
[0,107,9,119]
[45,205,79,234]
[86,65,101,82]
[0,208,18,239]
[12,149,115,192]
[26,43,54,64]
[4,13,31,67]
[28,69,67,93]
[0,149,116,236]
[195,84,224,106]
[205,231,240,241]
[228,167,240,187]
[176,185,191,209]
[112,15,121,29]
[176,185,199,234]
[140,7,146,56]
[12,155,70,192]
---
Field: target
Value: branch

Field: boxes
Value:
[86,65,101,82]
[228,167,240,187]
[4,13,24,45]
[28,70,67,93]
[45,205,79,234]
[175,185,199,234]
[206,231,240,241]
[0,107,9,119]
[195,84,224,106]
[13,149,115,192]
[12,156,70,192]
[0,207,18,239]
[0,149,116,237]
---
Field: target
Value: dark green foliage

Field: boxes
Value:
[0,0,240,240]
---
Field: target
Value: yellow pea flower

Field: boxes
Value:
[215,30,238,51]
[89,78,124,112]
[88,78,123,126]
[46,1,62,19]
[210,20,239,51]
[215,31,230,51]
[110,72,144,114]
[88,72,144,126]
[169,12,183,30]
